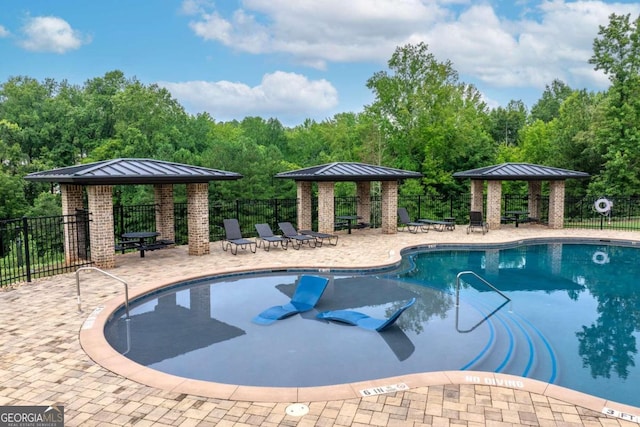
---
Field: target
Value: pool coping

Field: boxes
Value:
[79,236,640,417]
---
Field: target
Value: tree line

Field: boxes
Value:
[0,13,639,220]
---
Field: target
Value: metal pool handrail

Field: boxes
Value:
[75,266,130,319]
[456,271,510,303]
[455,270,511,333]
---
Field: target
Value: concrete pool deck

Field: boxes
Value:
[2,224,640,426]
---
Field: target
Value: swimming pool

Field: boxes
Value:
[104,239,640,408]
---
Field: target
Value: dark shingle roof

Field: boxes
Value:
[275,162,423,182]
[24,158,242,185]
[452,163,589,181]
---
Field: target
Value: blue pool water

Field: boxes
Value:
[104,239,640,408]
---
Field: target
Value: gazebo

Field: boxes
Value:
[275,162,423,234]
[24,158,242,268]
[453,163,590,229]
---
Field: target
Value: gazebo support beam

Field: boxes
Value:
[187,183,210,256]
[317,182,334,234]
[548,180,565,229]
[60,184,86,264]
[297,181,313,231]
[381,180,398,234]
[154,184,175,243]
[528,181,542,221]
[356,182,371,226]
[87,185,115,268]
[486,180,502,230]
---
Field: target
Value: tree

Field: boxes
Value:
[488,100,527,146]
[366,42,495,194]
[530,79,573,123]
[588,13,640,196]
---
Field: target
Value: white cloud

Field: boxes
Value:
[19,16,89,53]
[158,71,338,122]
[0,25,9,37]
[183,0,640,94]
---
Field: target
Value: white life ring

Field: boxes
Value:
[592,251,609,265]
[594,198,612,214]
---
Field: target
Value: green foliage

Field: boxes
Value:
[488,100,527,146]
[26,192,62,217]
[3,22,640,215]
[366,43,496,195]
[589,13,640,196]
[530,79,573,123]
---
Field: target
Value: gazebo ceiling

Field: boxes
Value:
[274,162,423,182]
[24,158,243,185]
[452,163,590,181]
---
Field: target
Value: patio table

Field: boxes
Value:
[336,215,361,234]
[505,211,529,228]
[121,231,160,257]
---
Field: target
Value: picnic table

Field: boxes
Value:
[505,211,529,228]
[336,215,361,234]
[118,231,173,257]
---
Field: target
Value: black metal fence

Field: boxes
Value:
[2,194,639,287]
[0,212,91,286]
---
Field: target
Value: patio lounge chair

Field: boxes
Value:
[253,275,330,325]
[397,207,428,233]
[297,227,339,247]
[254,223,289,251]
[278,222,317,249]
[221,218,257,255]
[467,211,489,235]
[316,298,417,332]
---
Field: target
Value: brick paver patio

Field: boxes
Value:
[1,225,639,426]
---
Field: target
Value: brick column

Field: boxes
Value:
[187,183,210,255]
[297,181,312,230]
[470,180,484,213]
[548,180,565,229]
[486,180,502,230]
[87,185,115,268]
[61,184,85,263]
[380,180,398,234]
[527,181,542,220]
[356,182,371,225]
[154,184,175,242]
[317,182,334,234]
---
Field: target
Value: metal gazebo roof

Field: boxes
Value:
[452,163,590,181]
[24,158,243,185]
[274,162,423,182]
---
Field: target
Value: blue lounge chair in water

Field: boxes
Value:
[316,298,416,332]
[253,275,330,325]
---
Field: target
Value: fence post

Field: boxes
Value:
[22,216,32,283]
[274,199,279,224]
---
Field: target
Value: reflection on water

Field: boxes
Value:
[103,242,640,407]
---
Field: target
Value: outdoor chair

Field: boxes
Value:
[317,298,416,332]
[397,207,428,233]
[254,223,289,251]
[221,218,257,255]
[467,211,489,235]
[278,222,317,249]
[297,227,339,247]
[253,275,330,325]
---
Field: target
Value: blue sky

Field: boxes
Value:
[1,1,639,127]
